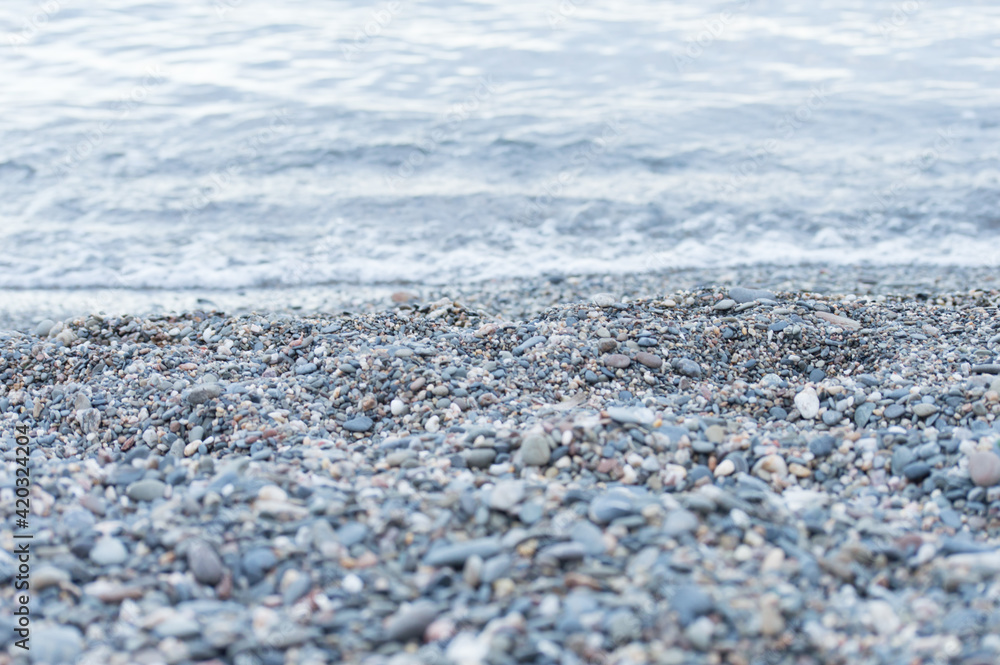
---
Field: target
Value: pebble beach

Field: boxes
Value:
[1,266,1000,665]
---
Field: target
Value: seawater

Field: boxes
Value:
[2,0,999,293]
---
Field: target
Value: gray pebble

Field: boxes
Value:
[343,416,374,432]
[187,539,225,586]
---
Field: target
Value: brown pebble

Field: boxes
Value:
[635,352,662,369]
[597,339,618,353]
[391,291,416,303]
[603,354,631,369]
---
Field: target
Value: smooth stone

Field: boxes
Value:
[513,335,546,356]
[390,399,409,416]
[424,538,502,567]
[480,553,512,583]
[343,416,374,432]
[489,480,526,513]
[635,351,663,369]
[464,448,497,469]
[570,521,607,555]
[73,393,91,411]
[809,436,835,457]
[815,311,861,330]
[186,384,223,405]
[713,299,736,311]
[154,615,202,639]
[518,501,543,525]
[686,617,714,651]
[821,410,842,426]
[672,585,714,626]
[884,404,906,420]
[242,548,278,585]
[606,406,655,426]
[729,287,776,303]
[903,461,932,482]
[808,368,826,383]
[891,447,915,476]
[588,493,637,525]
[607,609,642,644]
[692,439,716,454]
[126,479,166,502]
[520,432,552,466]
[913,403,939,418]
[671,358,702,378]
[854,402,875,428]
[90,537,128,566]
[597,338,618,353]
[604,354,631,369]
[337,522,369,547]
[33,565,71,590]
[704,425,725,444]
[187,540,225,586]
[188,425,204,443]
[794,388,820,419]
[384,601,440,642]
[30,624,83,664]
[969,452,1000,487]
[713,459,736,477]
[663,509,699,536]
[34,319,57,337]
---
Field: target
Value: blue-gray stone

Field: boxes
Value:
[512,335,546,356]
[891,447,915,476]
[31,625,83,664]
[854,402,875,428]
[343,416,374,432]
[242,548,277,584]
[337,522,369,547]
[671,358,702,378]
[809,436,835,457]
[187,384,223,405]
[424,538,502,567]
[903,461,932,482]
[570,520,607,555]
[821,410,842,426]
[884,404,905,420]
[671,585,715,626]
[589,493,637,525]
[481,554,512,583]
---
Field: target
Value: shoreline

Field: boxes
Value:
[1,273,999,664]
[2,262,998,334]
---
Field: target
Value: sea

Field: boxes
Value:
[2,0,999,325]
